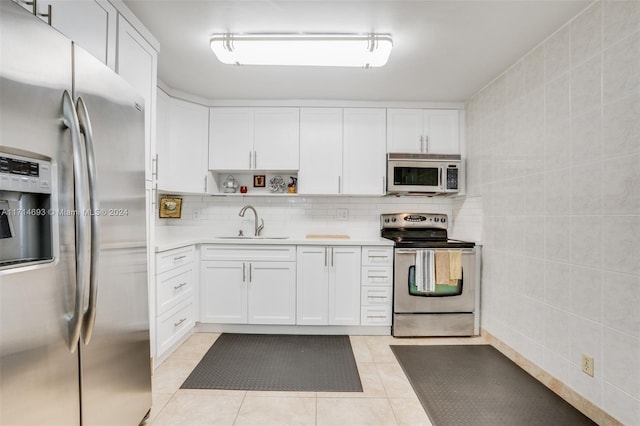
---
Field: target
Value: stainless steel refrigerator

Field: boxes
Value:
[0,1,152,425]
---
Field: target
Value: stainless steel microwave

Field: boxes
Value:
[386,153,462,195]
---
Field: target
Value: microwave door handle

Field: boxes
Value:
[76,97,100,345]
[439,167,443,190]
[61,90,89,353]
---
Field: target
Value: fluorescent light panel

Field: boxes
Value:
[210,33,392,68]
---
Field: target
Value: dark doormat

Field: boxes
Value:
[391,345,596,426]
[181,333,363,392]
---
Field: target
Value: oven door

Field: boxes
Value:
[394,247,476,313]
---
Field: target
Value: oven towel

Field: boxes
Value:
[415,250,425,292]
[426,250,436,292]
[414,250,436,292]
[449,250,462,280]
[435,250,451,285]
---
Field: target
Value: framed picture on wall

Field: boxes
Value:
[253,175,266,187]
[159,197,182,218]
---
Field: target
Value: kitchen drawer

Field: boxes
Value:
[156,245,196,274]
[361,266,393,287]
[360,305,392,326]
[156,263,195,316]
[201,244,296,262]
[362,247,393,266]
[361,285,393,306]
[156,299,195,357]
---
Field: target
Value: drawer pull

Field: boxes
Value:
[173,255,187,261]
[174,317,187,327]
[367,274,388,279]
[367,315,387,319]
[368,296,387,299]
[173,282,188,290]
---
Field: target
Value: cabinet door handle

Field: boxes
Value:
[425,135,429,152]
[20,0,37,15]
[173,255,187,261]
[420,135,424,152]
[253,151,257,169]
[330,247,334,267]
[37,3,51,25]
[382,175,385,194]
[248,263,252,282]
[242,263,246,282]
[324,247,328,267]
[174,317,187,327]
[338,176,341,194]
[249,151,252,169]
[173,282,188,290]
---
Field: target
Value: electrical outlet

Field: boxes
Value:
[581,353,594,377]
[336,208,349,221]
[193,209,200,220]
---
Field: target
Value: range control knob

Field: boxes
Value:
[434,217,440,222]
[441,217,446,223]
[392,217,397,222]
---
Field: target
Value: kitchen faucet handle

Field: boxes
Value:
[256,219,264,236]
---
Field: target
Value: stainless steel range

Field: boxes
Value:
[381,213,480,337]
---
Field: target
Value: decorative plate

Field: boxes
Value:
[268,176,286,193]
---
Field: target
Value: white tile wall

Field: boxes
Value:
[465,1,640,423]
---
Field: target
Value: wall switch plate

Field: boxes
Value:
[193,209,200,220]
[336,208,349,221]
[581,353,594,377]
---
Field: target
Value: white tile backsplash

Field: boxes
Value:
[466,1,640,422]
[157,194,456,240]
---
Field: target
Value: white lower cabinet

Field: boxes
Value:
[156,299,195,357]
[360,247,393,326]
[296,246,361,326]
[155,245,197,358]
[200,246,296,325]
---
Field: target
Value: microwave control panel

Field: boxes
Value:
[446,166,459,190]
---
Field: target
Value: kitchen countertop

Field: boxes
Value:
[155,227,394,252]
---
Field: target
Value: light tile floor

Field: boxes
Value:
[146,333,487,426]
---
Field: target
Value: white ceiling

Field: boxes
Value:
[124,0,591,102]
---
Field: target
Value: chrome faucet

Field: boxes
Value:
[238,205,264,236]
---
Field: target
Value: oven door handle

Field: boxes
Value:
[395,249,420,254]
[395,248,475,254]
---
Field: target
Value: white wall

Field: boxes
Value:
[465,1,639,423]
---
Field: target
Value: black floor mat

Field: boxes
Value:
[391,345,596,426]
[181,333,363,392]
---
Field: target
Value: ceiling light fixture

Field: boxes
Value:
[209,33,393,68]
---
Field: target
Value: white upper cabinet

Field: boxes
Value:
[253,109,300,170]
[299,108,386,195]
[156,91,209,193]
[387,109,460,154]
[209,108,253,170]
[116,15,158,182]
[298,108,343,194]
[209,107,299,171]
[19,0,117,69]
[342,109,386,195]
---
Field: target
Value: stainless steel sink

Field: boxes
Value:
[216,236,289,240]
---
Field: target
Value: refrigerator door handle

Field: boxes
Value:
[76,97,100,345]
[61,90,89,352]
